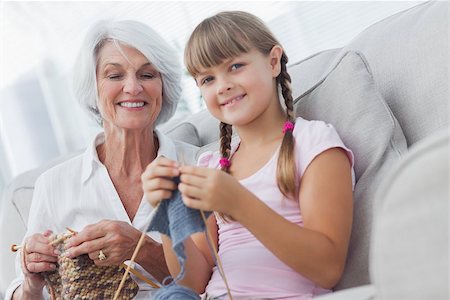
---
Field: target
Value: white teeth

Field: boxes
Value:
[225,95,243,106]
[119,102,145,108]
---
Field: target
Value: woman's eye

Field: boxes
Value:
[230,63,243,71]
[141,73,155,79]
[107,74,122,80]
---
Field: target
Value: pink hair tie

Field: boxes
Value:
[282,121,295,134]
[219,157,231,168]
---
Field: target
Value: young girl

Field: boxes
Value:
[142,11,354,299]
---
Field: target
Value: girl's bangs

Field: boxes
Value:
[186,25,253,77]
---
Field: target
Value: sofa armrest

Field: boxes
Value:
[0,187,27,296]
[0,151,82,296]
[370,129,449,300]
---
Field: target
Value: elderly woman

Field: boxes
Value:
[6,20,198,299]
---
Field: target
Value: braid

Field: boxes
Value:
[277,52,297,198]
[279,53,295,122]
[219,122,232,173]
[217,122,233,221]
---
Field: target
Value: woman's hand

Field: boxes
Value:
[141,156,180,207]
[20,230,58,296]
[64,220,142,266]
[178,165,249,218]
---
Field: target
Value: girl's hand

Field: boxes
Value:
[178,165,248,217]
[21,230,58,294]
[64,220,144,266]
[141,156,180,207]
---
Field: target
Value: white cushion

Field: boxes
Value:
[371,129,449,300]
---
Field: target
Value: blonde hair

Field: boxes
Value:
[185,11,297,199]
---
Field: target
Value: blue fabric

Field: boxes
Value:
[147,176,211,283]
[153,282,200,300]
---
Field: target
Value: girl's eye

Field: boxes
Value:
[230,63,243,71]
[200,76,214,86]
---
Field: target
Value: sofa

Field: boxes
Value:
[1,1,448,299]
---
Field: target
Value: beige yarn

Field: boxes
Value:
[42,233,139,300]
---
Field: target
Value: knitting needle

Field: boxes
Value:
[48,227,78,245]
[113,224,151,300]
[114,153,187,298]
[49,232,75,245]
[66,227,77,235]
[200,211,233,300]
[11,227,77,252]
[120,262,160,288]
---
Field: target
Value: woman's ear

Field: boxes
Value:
[269,45,283,77]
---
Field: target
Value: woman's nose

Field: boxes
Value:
[123,76,144,95]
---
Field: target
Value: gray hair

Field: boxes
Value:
[73,19,181,126]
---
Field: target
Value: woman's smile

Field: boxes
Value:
[117,100,147,110]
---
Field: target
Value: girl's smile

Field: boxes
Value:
[221,94,246,107]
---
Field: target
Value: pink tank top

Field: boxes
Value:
[198,117,355,299]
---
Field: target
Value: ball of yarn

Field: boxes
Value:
[153,283,200,300]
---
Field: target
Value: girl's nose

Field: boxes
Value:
[123,76,144,95]
[217,77,234,95]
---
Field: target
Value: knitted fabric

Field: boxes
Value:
[42,233,139,300]
[147,177,211,296]
[153,282,200,300]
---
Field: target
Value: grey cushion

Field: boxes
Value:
[190,110,221,146]
[294,51,407,289]
[162,121,201,147]
[340,1,449,145]
[371,129,449,300]
[160,110,220,147]
[289,48,340,99]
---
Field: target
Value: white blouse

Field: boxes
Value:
[5,130,198,299]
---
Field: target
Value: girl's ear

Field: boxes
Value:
[269,45,283,77]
